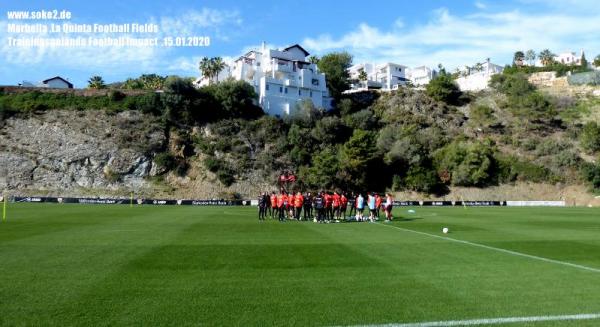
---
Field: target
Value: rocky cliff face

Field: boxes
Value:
[0,110,165,195]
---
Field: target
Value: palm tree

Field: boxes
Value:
[358,68,368,87]
[211,57,226,83]
[199,57,212,83]
[475,62,484,72]
[525,49,536,66]
[308,55,320,64]
[87,76,106,89]
[538,49,556,66]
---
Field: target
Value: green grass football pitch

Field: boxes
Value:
[1,204,600,326]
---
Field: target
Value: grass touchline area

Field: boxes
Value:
[375,222,600,274]
[338,313,600,327]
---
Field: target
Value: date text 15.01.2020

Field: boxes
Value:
[163,36,210,47]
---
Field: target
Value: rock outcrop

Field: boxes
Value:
[0,110,165,195]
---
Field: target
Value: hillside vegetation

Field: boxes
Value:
[2,71,600,199]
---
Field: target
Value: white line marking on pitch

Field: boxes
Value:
[339,313,600,327]
[376,223,600,274]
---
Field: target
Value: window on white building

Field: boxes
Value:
[284,87,288,94]
[298,89,302,96]
[279,86,283,93]
[310,91,313,97]
[266,84,270,91]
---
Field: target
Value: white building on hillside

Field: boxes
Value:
[554,50,586,66]
[406,66,438,86]
[347,62,408,92]
[41,76,74,89]
[455,60,503,91]
[348,63,375,89]
[375,62,408,90]
[196,43,331,116]
[19,76,73,89]
[523,49,588,67]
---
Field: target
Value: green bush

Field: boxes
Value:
[287,99,322,128]
[108,90,126,102]
[581,162,600,191]
[434,140,496,187]
[0,90,166,115]
[217,167,235,186]
[391,174,403,192]
[154,152,176,171]
[553,150,580,168]
[125,92,164,115]
[203,79,263,120]
[535,139,568,156]
[173,160,189,177]
[203,156,222,173]
[520,137,538,151]
[343,109,378,130]
[404,166,439,193]
[469,104,495,127]
[300,146,341,189]
[489,73,535,97]
[426,74,462,105]
[311,116,350,145]
[496,155,551,183]
[580,122,600,153]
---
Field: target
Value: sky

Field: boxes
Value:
[1,0,599,87]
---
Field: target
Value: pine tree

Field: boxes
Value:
[580,51,588,68]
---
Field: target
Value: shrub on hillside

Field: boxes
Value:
[206,79,263,119]
[426,74,462,105]
[403,166,440,193]
[580,122,600,153]
[552,150,581,168]
[154,152,176,171]
[581,162,600,191]
[469,104,495,127]
[434,140,496,187]
[216,167,235,186]
[496,155,551,183]
[203,156,222,173]
[124,92,164,115]
[311,116,350,146]
[489,73,535,97]
[535,139,569,156]
[108,90,126,102]
[343,109,378,130]
[300,146,341,189]
[285,99,322,128]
